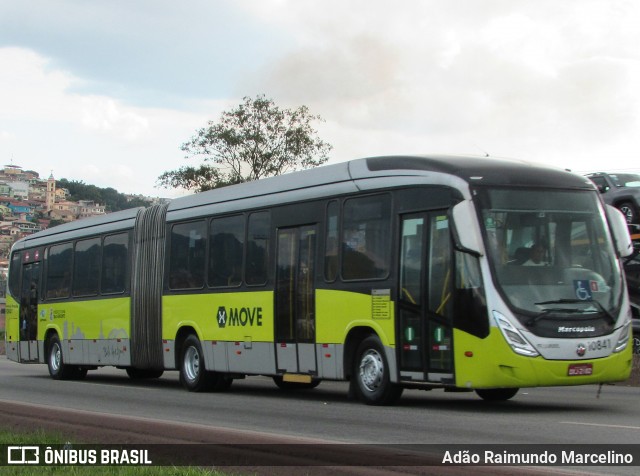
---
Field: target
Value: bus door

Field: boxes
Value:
[275,225,317,376]
[18,259,41,363]
[398,212,454,383]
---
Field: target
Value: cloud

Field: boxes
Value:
[239,0,640,171]
[0,47,78,121]
[0,0,290,106]
[80,96,149,140]
[0,47,214,197]
[2,0,640,196]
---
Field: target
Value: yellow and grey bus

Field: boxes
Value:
[4,155,635,404]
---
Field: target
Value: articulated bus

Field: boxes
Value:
[4,155,635,405]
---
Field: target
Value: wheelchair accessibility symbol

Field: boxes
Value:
[573,280,593,301]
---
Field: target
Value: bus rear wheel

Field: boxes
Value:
[46,334,87,380]
[353,336,403,405]
[180,335,211,392]
[475,388,519,401]
[178,335,232,392]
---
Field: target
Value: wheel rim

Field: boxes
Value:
[359,349,384,392]
[50,342,61,372]
[183,346,200,382]
[620,205,633,223]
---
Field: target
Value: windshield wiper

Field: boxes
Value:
[527,307,586,326]
[530,299,616,325]
[535,299,591,306]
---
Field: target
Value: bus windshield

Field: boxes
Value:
[478,188,623,324]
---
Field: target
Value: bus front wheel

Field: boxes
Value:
[475,388,519,401]
[353,336,403,405]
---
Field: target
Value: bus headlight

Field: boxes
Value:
[493,311,539,357]
[614,317,631,353]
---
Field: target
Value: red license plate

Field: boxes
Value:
[568,363,593,376]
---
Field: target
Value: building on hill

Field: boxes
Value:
[0,164,38,182]
[6,182,29,200]
[11,217,40,235]
[47,200,80,222]
[0,164,119,262]
[1,200,34,219]
[45,173,55,211]
[78,200,105,218]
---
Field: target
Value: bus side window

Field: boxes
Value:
[169,221,206,289]
[102,233,129,294]
[46,243,73,299]
[454,251,489,338]
[342,194,391,280]
[73,237,101,297]
[8,252,21,299]
[324,200,339,282]
[209,215,244,287]
[246,212,270,286]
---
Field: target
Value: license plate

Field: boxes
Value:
[568,363,593,376]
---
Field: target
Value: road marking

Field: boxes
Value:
[562,421,640,431]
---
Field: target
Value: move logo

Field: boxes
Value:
[216,306,263,328]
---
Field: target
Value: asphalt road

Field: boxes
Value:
[1,358,639,474]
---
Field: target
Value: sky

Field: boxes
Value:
[1,0,640,198]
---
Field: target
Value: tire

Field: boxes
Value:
[126,368,164,379]
[46,334,84,380]
[179,334,213,392]
[273,376,321,390]
[475,388,519,401]
[353,335,403,405]
[618,202,638,224]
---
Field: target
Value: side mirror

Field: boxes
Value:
[607,205,633,257]
[451,200,484,256]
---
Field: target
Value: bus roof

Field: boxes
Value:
[13,155,594,247]
[13,206,142,250]
[167,155,594,216]
[363,155,593,188]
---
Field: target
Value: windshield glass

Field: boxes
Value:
[610,173,640,188]
[478,188,623,323]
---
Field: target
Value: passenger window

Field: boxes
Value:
[169,221,206,289]
[209,215,244,287]
[246,212,269,285]
[324,200,339,282]
[46,243,73,299]
[8,252,21,299]
[73,237,101,297]
[342,195,391,280]
[102,233,129,294]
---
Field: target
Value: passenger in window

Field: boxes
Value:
[523,243,548,266]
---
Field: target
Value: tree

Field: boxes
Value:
[158,95,332,192]
[57,179,151,212]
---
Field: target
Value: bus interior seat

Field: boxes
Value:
[512,247,530,265]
